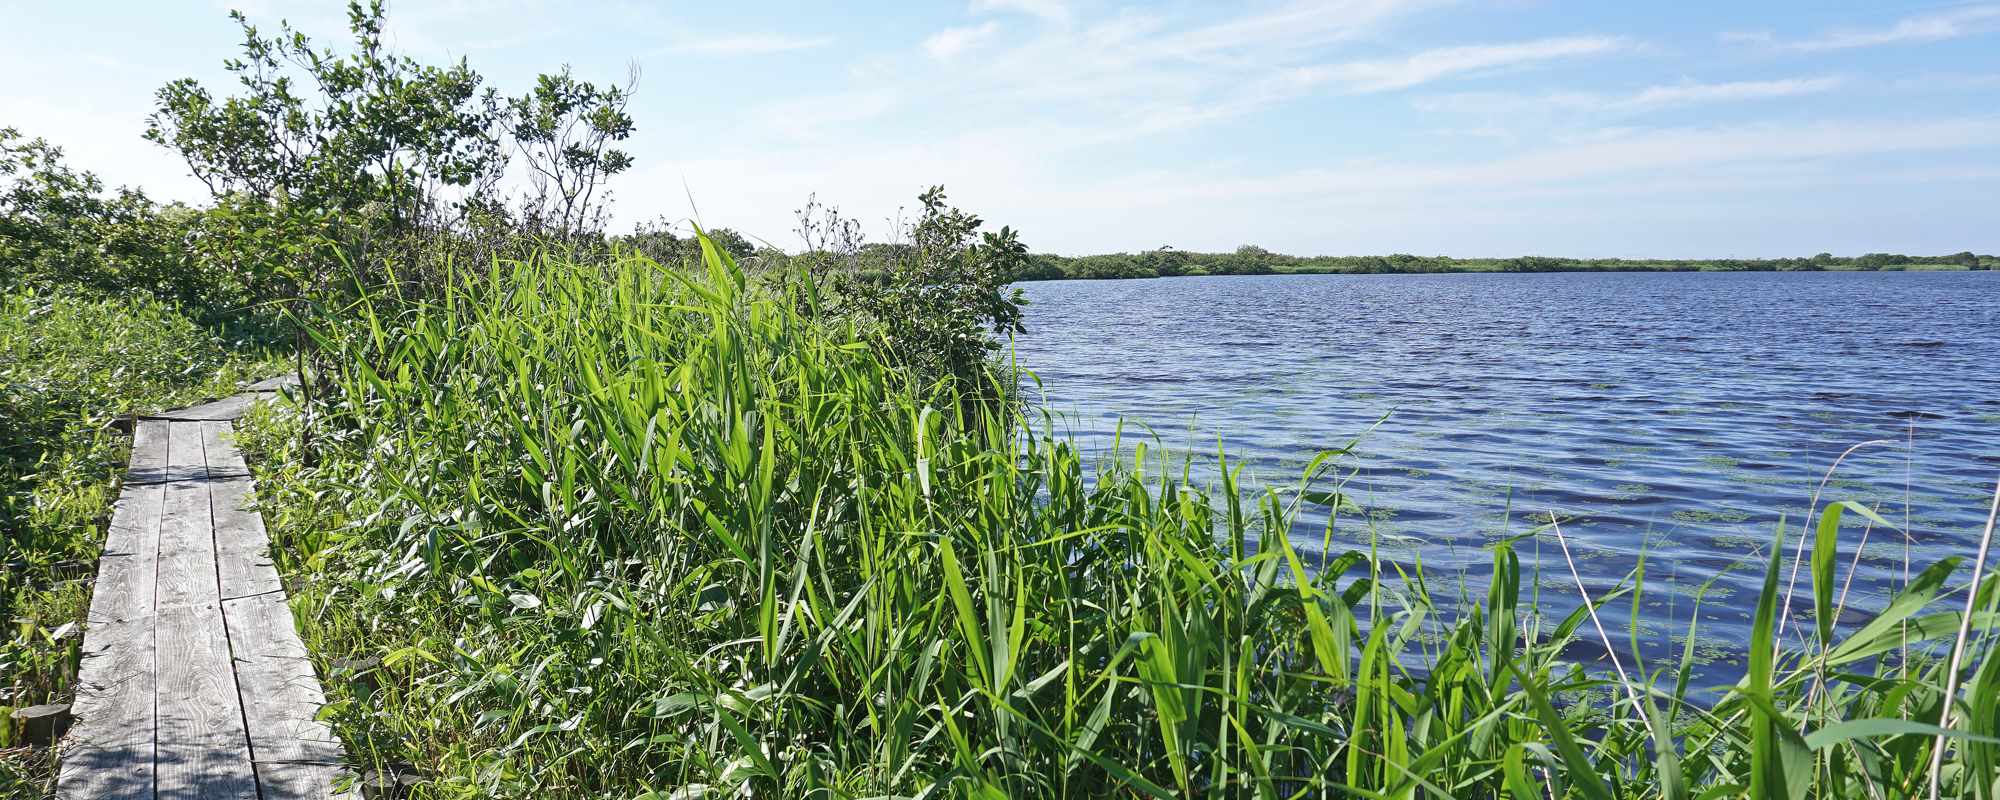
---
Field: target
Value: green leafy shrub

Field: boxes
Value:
[1,291,230,449]
[1,130,229,312]
[792,187,1028,388]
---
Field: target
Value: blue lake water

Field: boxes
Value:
[1016,270,2000,672]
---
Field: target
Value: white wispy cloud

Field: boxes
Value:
[971,0,1072,25]
[677,32,833,55]
[948,0,1435,109]
[1417,75,1845,115]
[908,3,1604,142]
[1890,71,2000,92]
[1078,117,2000,208]
[1727,5,2000,52]
[751,89,900,139]
[1621,76,1843,108]
[626,115,2000,255]
[924,22,1003,59]
[1151,0,1428,57]
[1305,36,1625,93]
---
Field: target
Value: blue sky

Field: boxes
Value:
[3,0,1998,257]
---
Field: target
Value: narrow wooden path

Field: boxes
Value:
[57,377,354,799]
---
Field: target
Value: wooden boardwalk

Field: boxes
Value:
[57,378,354,799]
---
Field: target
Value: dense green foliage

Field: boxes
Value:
[0,129,260,322]
[235,240,2000,799]
[790,188,1029,388]
[148,1,634,241]
[133,0,643,324]
[1015,245,1999,281]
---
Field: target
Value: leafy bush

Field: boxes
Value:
[0,292,228,448]
[148,1,637,270]
[1,130,223,311]
[793,187,1027,388]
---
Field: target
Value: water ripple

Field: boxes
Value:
[1018,270,2000,665]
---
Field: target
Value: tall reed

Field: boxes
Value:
[241,237,2000,798]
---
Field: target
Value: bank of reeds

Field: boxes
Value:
[239,236,2000,798]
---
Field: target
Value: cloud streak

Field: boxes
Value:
[676,32,833,55]
[1620,75,1843,108]
[1305,36,1625,93]
[1727,5,2000,52]
[924,21,1002,59]
[1151,0,1428,57]
[971,0,1071,25]
[1417,75,1845,115]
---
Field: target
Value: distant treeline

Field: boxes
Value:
[1009,246,2000,281]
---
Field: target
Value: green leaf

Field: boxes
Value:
[1521,679,1614,800]
[1805,718,2000,751]
[1812,502,1843,645]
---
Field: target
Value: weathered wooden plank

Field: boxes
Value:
[257,762,360,800]
[200,421,252,480]
[56,612,156,800]
[203,421,283,601]
[85,482,163,623]
[156,602,260,800]
[152,420,259,798]
[209,417,357,798]
[155,424,213,612]
[224,593,344,767]
[58,480,163,799]
[145,393,260,422]
[211,476,283,602]
[245,374,300,393]
[127,418,171,484]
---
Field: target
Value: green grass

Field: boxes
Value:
[0,289,281,794]
[237,239,2000,798]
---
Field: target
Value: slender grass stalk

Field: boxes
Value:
[1550,514,1654,740]
[1780,439,1897,653]
[1930,478,2000,800]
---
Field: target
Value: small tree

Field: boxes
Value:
[147,2,507,232]
[1137,245,1191,277]
[147,0,641,285]
[510,66,636,240]
[801,187,1027,389]
[705,228,757,261]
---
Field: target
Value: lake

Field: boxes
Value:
[1016,270,2000,672]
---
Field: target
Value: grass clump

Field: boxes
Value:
[242,240,2000,798]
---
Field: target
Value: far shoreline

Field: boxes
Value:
[1012,260,1994,282]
